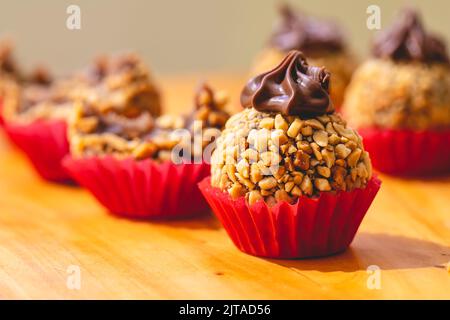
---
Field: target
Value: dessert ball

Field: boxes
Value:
[2,67,76,123]
[65,83,231,219]
[343,8,450,130]
[70,83,230,161]
[3,53,162,125]
[74,53,162,119]
[252,4,356,107]
[201,50,380,259]
[211,51,372,206]
[342,8,450,176]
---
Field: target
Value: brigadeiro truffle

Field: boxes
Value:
[3,52,161,182]
[63,82,230,219]
[199,51,381,259]
[252,4,356,108]
[343,8,450,176]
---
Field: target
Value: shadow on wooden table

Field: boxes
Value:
[267,233,450,272]
[113,212,223,230]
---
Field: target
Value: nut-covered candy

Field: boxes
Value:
[70,82,230,162]
[211,108,372,205]
[343,8,450,130]
[212,50,372,206]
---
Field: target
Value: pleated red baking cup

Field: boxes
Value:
[199,176,381,259]
[359,127,450,176]
[4,120,71,182]
[0,97,4,126]
[63,156,211,219]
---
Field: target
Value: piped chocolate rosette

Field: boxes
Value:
[343,8,450,176]
[64,82,231,219]
[270,5,344,55]
[252,4,356,108]
[199,51,381,259]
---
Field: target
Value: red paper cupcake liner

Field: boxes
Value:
[4,120,71,182]
[199,176,381,259]
[0,97,4,127]
[63,156,211,219]
[359,128,450,176]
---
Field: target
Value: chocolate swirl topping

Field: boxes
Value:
[241,51,334,117]
[373,8,449,64]
[269,4,345,54]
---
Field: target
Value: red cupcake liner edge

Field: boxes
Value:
[359,128,450,176]
[63,156,211,219]
[199,176,381,259]
[4,120,71,182]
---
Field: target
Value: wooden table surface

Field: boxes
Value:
[0,73,449,300]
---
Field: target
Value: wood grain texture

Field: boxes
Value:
[0,74,449,299]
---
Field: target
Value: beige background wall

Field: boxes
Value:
[0,0,449,75]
